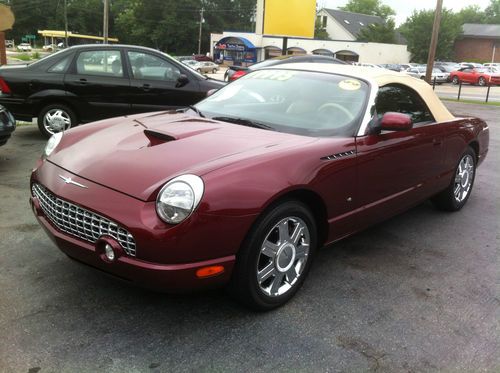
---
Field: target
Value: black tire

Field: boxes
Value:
[452,76,459,85]
[478,77,486,86]
[228,200,317,311]
[431,146,476,211]
[212,68,217,74]
[38,103,77,138]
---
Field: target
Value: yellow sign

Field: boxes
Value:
[263,0,315,38]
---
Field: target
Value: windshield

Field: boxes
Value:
[195,69,370,137]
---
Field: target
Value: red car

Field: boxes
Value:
[450,67,500,86]
[30,65,489,310]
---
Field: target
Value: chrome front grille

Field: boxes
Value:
[32,183,136,256]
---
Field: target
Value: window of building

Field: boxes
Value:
[375,84,434,124]
[322,16,327,28]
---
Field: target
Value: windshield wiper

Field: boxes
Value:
[212,116,275,131]
[185,105,205,118]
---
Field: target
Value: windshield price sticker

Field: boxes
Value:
[250,70,296,81]
[339,79,362,91]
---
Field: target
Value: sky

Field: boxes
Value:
[319,0,492,25]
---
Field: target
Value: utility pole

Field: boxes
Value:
[103,0,109,44]
[64,0,68,47]
[198,7,204,55]
[425,0,443,83]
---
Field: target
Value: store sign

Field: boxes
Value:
[217,43,245,51]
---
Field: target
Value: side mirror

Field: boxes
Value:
[206,88,218,97]
[176,74,189,88]
[379,112,413,132]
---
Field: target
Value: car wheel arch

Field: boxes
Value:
[256,188,329,248]
[37,99,79,121]
[468,140,479,162]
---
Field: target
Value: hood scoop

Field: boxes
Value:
[144,129,177,146]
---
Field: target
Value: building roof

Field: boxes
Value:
[462,24,500,39]
[323,9,384,38]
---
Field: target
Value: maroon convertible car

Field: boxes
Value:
[30,64,489,310]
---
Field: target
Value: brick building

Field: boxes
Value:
[454,24,500,63]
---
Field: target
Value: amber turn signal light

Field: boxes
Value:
[196,265,225,278]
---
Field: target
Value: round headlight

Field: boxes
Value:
[156,174,204,224]
[44,132,63,157]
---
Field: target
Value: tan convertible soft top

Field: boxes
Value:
[271,63,455,123]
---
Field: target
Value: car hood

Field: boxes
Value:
[49,112,315,201]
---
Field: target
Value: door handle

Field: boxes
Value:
[74,78,88,85]
[141,84,151,91]
[432,138,442,146]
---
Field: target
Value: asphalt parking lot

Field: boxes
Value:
[0,102,498,372]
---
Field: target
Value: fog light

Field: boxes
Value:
[104,244,115,261]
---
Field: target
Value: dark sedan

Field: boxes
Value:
[224,54,347,81]
[0,105,16,146]
[0,44,225,137]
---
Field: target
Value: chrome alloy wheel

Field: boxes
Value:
[454,154,474,203]
[256,217,310,297]
[43,109,71,134]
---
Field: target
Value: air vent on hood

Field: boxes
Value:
[321,150,355,161]
[144,129,176,146]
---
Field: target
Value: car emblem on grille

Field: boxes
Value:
[59,175,88,189]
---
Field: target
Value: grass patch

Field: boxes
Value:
[16,54,32,61]
[16,121,34,127]
[440,98,500,107]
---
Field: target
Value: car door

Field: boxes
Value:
[460,68,474,83]
[354,84,445,229]
[126,49,203,113]
[64,48,132,121]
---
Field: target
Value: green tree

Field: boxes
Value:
[399,9,462,63]
[357,18,396,44]
[340,0,395,20]
[485,0,500,23]
[314,18,330,40]
[456,5,486,24]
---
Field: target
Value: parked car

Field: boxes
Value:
[379,64,404,72]
[406,67,448,84]
[42,44,58,52]
[0,105,16,146]
[0,44,225,137]
[225,54,347,81]
[459,62,483,68]
[31,64,489,310]
[483,63,500,68]
[433,64,459,81]
[193,54,213,62]
[450,67,500,86]
[181,59,199,68]
[399,63,421,72]
[17,43,32,52]
[193,61,219,74]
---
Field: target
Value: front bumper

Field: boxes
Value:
[30,160,258,292]
[31,207,235,292]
